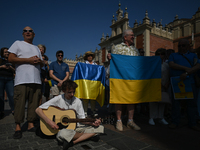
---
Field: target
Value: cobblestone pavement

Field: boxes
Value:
[4,98,200,150]
[0,99,118,150]
[0,122,117,150]
[0,98,163,150]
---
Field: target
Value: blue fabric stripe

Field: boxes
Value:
[110,54,161,80]
[71,62,105,85]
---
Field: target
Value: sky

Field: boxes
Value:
[0,0,199,62]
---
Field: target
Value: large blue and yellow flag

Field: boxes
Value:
[110,54,161,104]
[71,62,105,107]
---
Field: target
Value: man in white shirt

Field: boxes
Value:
[8,26,43,139]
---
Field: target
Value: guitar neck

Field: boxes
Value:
[64,118,96,123]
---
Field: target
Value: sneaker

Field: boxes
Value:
[159,118,168,125]
[127,121,141,130]
[191,126,200,132]
[27,127,37,132]
[149,118,155,125]
[13,130,22,139]
[116,121,123,131]
[168,123,177,129]
[90,135,100,142]
[63,140,74,150]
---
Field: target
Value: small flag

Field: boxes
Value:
[71,62,105,107]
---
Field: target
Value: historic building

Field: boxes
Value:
[63,58,78,78]
[76,3,200,67]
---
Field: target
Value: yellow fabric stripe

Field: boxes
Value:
[74,79,105,107]
[48,80,52,87]
[110,78,161,104]
[174,92,193,99]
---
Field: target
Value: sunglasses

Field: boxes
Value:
[23,29,33,33]
[57,55,63,57]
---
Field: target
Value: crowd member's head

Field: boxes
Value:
[42,55,48,61]
[138,48,145,56]
[166,49,175,60]
[38,44,46,55]
[62,80,78,99]
[178,39,190,54]
[155,48,166,62]
[84,51,95,62]
[22,26,35,44]
[122,29,134,46]
[1,47,9,59]
[56,50,64,63]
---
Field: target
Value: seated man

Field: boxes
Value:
[35,80,104,150]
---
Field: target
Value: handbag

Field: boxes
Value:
[181,55,200,87]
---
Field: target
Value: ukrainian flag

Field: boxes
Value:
[110,54,161,104]
[71,62,105,107]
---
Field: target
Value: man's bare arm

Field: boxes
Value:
[49,70,62,83]
[169,61,192,73]
[62,72,69,82]
[35,107,59,130]
[169,61,200,74]
[8,53,42,65]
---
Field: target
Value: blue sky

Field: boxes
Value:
[0,0,199,62]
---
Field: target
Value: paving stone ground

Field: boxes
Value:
[1,98,200,150]
[0,98,161,150]
[0,99,118,150]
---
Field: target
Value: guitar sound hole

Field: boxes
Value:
[56,116,70,129]
[62,117,69,124]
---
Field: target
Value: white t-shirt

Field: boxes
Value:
[8,40,42,86]
[39,94,85,119]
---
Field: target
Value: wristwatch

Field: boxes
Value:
[185,72,188,75]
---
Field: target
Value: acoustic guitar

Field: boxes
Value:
[40,106,96,136]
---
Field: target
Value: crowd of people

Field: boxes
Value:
[0,26,200,150]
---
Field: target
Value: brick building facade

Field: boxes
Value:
[76,3,200,67]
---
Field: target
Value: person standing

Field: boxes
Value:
[82,51,98,118]
[168,39,200,131]
[0,47,15,118]
[107,29,141,131]
[49,50,69,97]
[149,48,169,125]
[37,44,49,104]
[8,26,43,139]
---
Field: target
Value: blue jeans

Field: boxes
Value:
[171,83,197,127]
[0,76,14,112]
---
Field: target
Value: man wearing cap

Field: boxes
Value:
[8,26,43,139]
[49,50,69,97]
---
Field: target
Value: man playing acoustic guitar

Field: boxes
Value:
[35,79,104,150]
